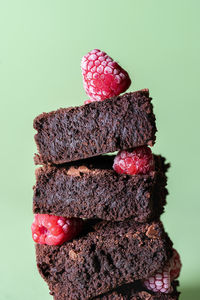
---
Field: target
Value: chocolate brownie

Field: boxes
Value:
[36,220,173,300]
[34,89,156,165]
[93,281,180,300]
[33,155,169,222]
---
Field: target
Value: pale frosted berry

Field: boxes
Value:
[143,249,182,294]
[81,49,131,102]
[144,262,172,293]
[113,146,154,175]
[31,214,83,245]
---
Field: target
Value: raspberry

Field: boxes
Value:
[143,249,182,294]
[170,249,182,280]
[31,214,83,246]
[81,49,131,102]
[113,146,154,175]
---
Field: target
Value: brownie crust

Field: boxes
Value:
[33,155,169,222]
[34,90,156,165]
[36,220,173,300]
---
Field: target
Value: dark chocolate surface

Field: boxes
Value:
[33,155,169,222]
[34,90,156,165]
[36,220,173,300]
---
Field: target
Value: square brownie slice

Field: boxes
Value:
[33,155,169,222]
[36,220,173,300]
[34,89,156,165]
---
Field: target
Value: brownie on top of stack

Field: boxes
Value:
[31,49,181,299]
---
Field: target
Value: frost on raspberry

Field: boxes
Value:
[81,49,131,102]
[84,99,95,105]
[143,249,182,294]
[113,146,154,175]
[31,214,84,246]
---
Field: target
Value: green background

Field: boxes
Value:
[0,0,199,299]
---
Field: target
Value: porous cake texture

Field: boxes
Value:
[33,155,169,222]
[36,220,173,300]
[34,90,156,165]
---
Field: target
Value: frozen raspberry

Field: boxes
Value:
[170,249,182,280]
[31,214,83,245]
[81,49,131,102]
[113,146,154,175]
[144,262,172,293]
[143,249,182,294]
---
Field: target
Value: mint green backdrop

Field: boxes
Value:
[0,1,199,299]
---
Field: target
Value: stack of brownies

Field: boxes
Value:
[32,50,181,299]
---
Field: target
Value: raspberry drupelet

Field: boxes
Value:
[81,49,131,102]
[31,214,84,246]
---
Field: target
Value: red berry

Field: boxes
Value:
[143,249,182,294]
[81,49,131,102]
[113,146,154,175]
[170,249,182,280]
[31,214,83,246]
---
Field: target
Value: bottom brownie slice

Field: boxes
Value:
[36,219,173,300]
